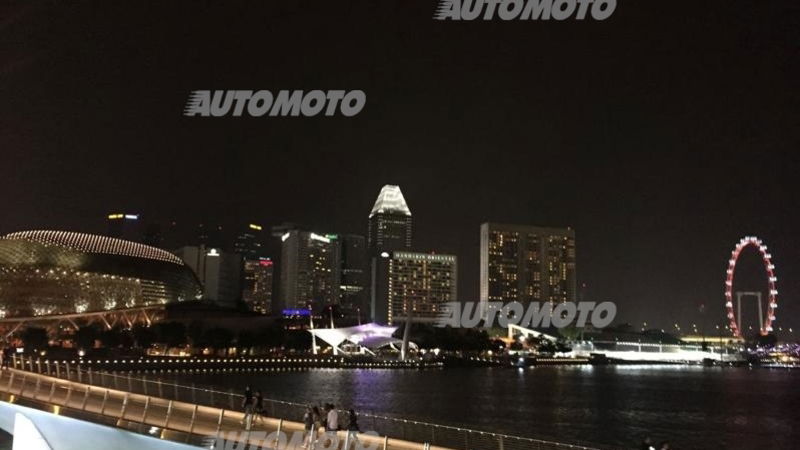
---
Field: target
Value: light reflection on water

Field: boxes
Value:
[162,365,800,449]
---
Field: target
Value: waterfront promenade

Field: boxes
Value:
[0,357,603,450]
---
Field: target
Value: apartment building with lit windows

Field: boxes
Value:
[480,223,576,317]
[373,251,457,325]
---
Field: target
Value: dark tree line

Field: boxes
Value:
[403,324,503,352]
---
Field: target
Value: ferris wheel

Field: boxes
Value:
[724,236,778,337]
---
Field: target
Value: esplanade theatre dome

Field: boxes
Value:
[0,230,202,318]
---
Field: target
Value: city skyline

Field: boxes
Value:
[2,1,797,333]
[0,192,790,334]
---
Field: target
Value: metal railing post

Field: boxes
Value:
[188,405,198,435]
[55,362,61,379]
[158,380,163,398]
[47,380,56,403]
[80,386,91,410]
[18,374,27,396]
[88,367,93,385]
[128,373,132,392]
[100,389,109,415]
[64,385,73,406]
[215,409,225,434]
[33,378,41,399]
[274,419,283,449]
[45,360,51,375]
[228,389,235,410]
[120,393,130,420]
[141,397,151,424]
[164,400,173,428]
[383,436,389,450]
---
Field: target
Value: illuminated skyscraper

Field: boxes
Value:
[335,234,367,318]
[106,213,141,242]
[197,223,224,248]
[368,185,412,253]
[234,223,265,259]
[242,257,274,314]
[480,223,576,316]
[279,230,338,311]
[373,251,457,325]
[367,185,413,322]
[174,245,242,308]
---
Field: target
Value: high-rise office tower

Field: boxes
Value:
[368,185,412,253]
[241,257,274,314]
[107,213,141,242]
[235,223,270,313]
[197,223,224,249]
[174,245,242,308]
[335,234,367,318]
[279,230,338,312]
[368,185,413,322]
[479,223,576,316]
[142,223,163,248]
[234,223,265,259]
[373,251,457,325]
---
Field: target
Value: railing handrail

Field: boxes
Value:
[9,355,603,450]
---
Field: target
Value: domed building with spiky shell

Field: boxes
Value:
[0,230,202,320]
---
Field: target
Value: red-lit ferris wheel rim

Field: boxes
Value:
[725,236,778,337]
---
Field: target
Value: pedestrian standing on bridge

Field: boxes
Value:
[253,389,264,424]
[326,403,339,432]
[302,405,322,449]
[241,385,254,426]
[302,406,314,448]
[344,409,360,449]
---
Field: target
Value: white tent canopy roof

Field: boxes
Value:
[309,322,402,350]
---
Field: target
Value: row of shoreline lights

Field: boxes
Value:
[19,357,429,365]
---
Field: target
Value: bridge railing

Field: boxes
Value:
[8,355,605,450]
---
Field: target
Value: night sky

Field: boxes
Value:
[2,1,798,333]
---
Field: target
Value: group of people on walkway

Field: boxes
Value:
[240,385,362,449]
[302,403,361,449]
[241,385,266,426]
